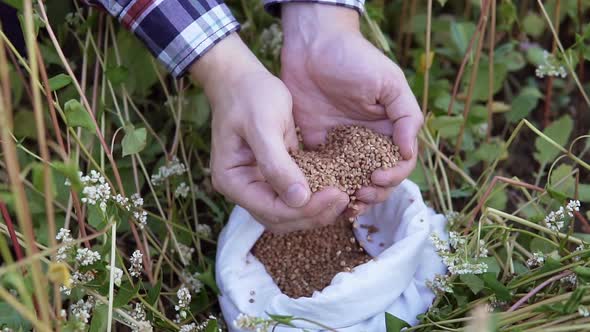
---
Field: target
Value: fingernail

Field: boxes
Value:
[283,183,309,207]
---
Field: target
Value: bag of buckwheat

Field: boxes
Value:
[216,179,448,332]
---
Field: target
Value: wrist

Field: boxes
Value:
[281,3,360,49]
[189,33,268,100]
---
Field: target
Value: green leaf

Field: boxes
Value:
[64,99,95,130]
[470,62,508,101]
[482,273,512,301]
[146,276,162,305]
[89,303,108,332]
[182,92,210,128]
[198,265,220,295]
[534,115,574,165]
[460,274,485,294]
[0,302,31,330]
[549,164,575,200]
[530,238,555,254]
[122,127,147,157]
[48,73,72,91]
[487,189,507,210]
[204,318,219,332]
[32,162,56,199]
[450,22,476,55]
[564,287,586,313]
[105,66,128,86]
[13,110,37,138]
[573,267,590,283]
[3,0,23,10]
[429,115,463,138]
[474,142,506,163]
[506,87,542,123]
[539,257,563,274]
[113,281,140,307]
[267,313,295,327]
[477,256,501,276]
[579,184,590,203]
[385,313,410,332]
[522,13,546,38]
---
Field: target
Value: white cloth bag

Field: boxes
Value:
[216,180,448,331]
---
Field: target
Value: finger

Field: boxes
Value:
[355,186,394,204]
[383,73,423,160]
[246,125,311,208]
[371,156,418,188]
[344,201,369,219]
[305,195,351,227]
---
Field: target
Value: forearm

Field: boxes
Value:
[86,0,240,77]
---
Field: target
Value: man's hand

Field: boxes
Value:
[281,4,423,216]
[190,33,349,233]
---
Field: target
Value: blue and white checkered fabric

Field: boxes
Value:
[89,0,364,77]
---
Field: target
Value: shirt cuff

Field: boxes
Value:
[96,0,240,78]
[263,0,365,16]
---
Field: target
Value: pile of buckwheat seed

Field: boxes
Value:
[252,125,401,298]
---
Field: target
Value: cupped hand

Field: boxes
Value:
[281,4,423,216]
[190,33,349,233]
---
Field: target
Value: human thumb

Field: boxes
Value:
[248,132,311,208]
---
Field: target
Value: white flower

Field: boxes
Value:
[175,182,190,198]
[233,313,272,332]
[178,323,197,332]
[176,243,195,266]
[75,248,101,266]
[430,233,450,253]
[114,194,130,210]
[478,240,488,258]
[574,244,587,261]
[181,270,203,294]
[563,274,577,286]
[535,51,567,78]
[56,228,74,262]
[131,193,144,208]
[63,270,96,295]
[107,265,123,287]
[129,250,143,278]
[260,24,283,58]
[544,207,566,232]
[426,274,453,294]
[80,170,111,212]
[448,261,488,275]
[578,305,590,317]
[196,224,211,238]
[151,157,187,186]
[526,252,545,268]
[445,211,462,227]
[175,286,191,319]
[70,296,95,324]
[130,303,152,332]
[566,200,581,217]
[133,210,148,229]
[60,309,67,319]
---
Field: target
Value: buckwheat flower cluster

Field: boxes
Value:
[573,244,588,261]
[233,313,273,332]
[426,274,453,294]
[535,51,567,78]
[563,273,577,287]
[445,211,462,227]
[61,270,96,296]
[80,170,112,212]
[76,248,101,266]
[430,233,489,275]
[175,182,190,198]
[107,265,123,287]
[175,286,191,319]
[181,270,204,294]
[70,296,95,324]
[196,224,212,238]
[151,157,187,186]
[130,303,152,332]
[114,193,147,229]
[566,200,581,216]
[526,252,545,268]
[259,24,283,58]
[478,240,489,258]
[578,305,590,317]
[544,200,580,232]
[56,228,74,262]
[129,250,143,278]
[176,243,195,266]
[179,316,222,332]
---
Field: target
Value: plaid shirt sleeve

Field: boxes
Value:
[263,0,364,16]
[88,0,240,77]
